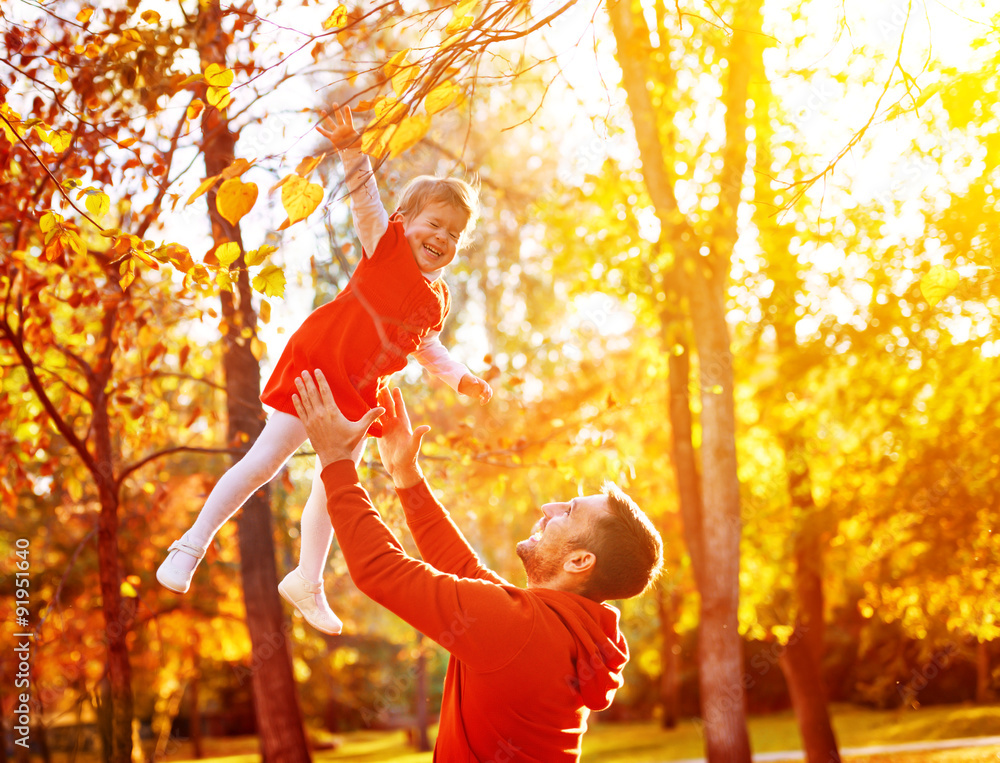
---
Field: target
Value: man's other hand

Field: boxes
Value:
[376,387,429,489]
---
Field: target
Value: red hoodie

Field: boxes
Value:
[322,461,629,762]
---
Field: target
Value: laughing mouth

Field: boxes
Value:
[423,243,444,258]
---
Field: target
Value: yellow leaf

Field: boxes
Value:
[250,336,266,361]
[205,63,235,88]
[215,242,242,268]
[388,114,430,158]
[216,177,258,226]
[361,124,395,158]
[295,154,325,178]
[372,95,408,126]
[207,86,232,110]
[49,130,72,153]
[140,9,160,24]
[119,258,136,290]
[186,174,221,205]
[384,48,411,78]
[252,265,286,298]
[221,157,255,179]
[259,300,271,324]
[120,581,138,598]
[920,265,960,307]
[77,8,94,23]
[425,81,458,114]
[322,6,348,30]
[54,65,68,84]
[392,64,419,96]
[245,244,277,268]
[39,212,61,234]
[85,191,110,219]
[280,175,323,225]
[445,0,477,34]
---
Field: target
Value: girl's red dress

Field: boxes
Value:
[260,220,450,436]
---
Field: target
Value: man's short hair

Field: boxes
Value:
[396,175,480,246]
[578,482,663,602]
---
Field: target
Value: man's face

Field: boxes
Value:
[516,495,610,587]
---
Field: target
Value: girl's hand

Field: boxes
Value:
[458,374,493,405]
[317,103,362,151]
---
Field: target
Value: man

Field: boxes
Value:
[291,370,663,761]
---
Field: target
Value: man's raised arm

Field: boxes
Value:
[289,371,527,669]
[376,388,509,585]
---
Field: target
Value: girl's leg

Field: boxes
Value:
[278,456,342,635]
[280,439,367,635]
[297,456,334,584]
[158,412,307,592]
[187,411,308,547]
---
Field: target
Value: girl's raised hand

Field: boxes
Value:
[317,103,361,151]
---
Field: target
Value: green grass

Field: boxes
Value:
[136,703,1000,763]
[580,703,1000,762]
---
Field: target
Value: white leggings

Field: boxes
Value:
[185,411,347,584]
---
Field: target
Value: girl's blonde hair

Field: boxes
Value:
[396,175,480,247]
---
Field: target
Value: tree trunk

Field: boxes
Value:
[977,639,993,703]
[779,626,841,762]
[664,325,705,591]
[197,5,310,762]
[606,0,758,758]
[190,664,204,760]
[658,586,681,729]
[92,377,134,763]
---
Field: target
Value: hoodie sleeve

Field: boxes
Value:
[323,461,530,670]
[396,479,511,585]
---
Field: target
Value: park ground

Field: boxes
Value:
[118,702,1000,762]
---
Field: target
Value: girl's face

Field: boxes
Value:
[399,201,468,274]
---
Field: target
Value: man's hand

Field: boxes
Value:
[317,103,362,151]
[292,370,383,468]
[376,387,430,489]
[458,374,493,405]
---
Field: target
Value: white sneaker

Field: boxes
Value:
[156,536,207,593]
[278,569,343,635]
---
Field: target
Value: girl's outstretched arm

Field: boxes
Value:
[318,104,388,256]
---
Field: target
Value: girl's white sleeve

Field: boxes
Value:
[411,332,469,392]
[339,147,388,257]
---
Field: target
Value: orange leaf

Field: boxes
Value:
[216,177,258,226]
[280,175,323,225]
[221,157,255,179]
[295,154,325,178]
[186,174,221,205]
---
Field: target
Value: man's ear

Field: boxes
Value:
[563,549,596,576]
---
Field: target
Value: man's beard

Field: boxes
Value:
[516,538,570,586]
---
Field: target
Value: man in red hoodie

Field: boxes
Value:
[290,370,663,761]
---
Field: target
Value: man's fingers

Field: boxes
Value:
[378,387,397,419]
[413,424,431,448]
[292,393,305,420]
[358,406,385,432]
[392,387,413,428]
[315,370,336,409]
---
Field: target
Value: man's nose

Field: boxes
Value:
[541,502,567,519]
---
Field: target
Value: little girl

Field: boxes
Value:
[157,105,492,634]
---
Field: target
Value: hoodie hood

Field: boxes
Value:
[532,589,629,711]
